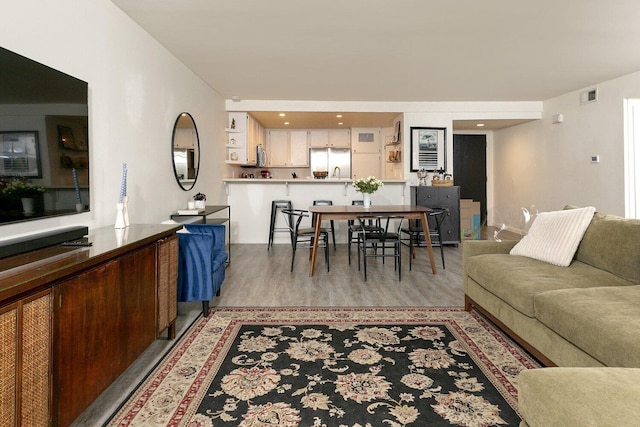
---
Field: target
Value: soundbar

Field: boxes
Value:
[0,226,89,259]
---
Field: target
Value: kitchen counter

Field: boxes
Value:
[223,179,409,244]
[223,178,408,183]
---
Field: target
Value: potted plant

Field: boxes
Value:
[2,178,46,214]
[2,178,45,198]
[193,192,207,209]
[352,176,384,208]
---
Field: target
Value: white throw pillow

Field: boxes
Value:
[509,206,596,267]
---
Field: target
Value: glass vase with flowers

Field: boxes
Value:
[352,176,384,208]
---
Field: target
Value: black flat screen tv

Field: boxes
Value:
[0,46,89,225]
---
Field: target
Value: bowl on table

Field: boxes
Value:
[313,171,328,179]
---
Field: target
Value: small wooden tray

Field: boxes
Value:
[431,178,453,187]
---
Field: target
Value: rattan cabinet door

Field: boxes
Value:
[0,305,17,426]
[157,234,178,339]
[21,292,51,426]
[0,290,51,427]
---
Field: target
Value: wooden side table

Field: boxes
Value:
[170,205,231,264]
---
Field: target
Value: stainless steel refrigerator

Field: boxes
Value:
[309,148,351,179]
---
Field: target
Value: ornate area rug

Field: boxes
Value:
[107,308,540,426]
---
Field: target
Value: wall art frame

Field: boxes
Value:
[393,120,401,142]
[410,126,446,172]
[0,131,42,178]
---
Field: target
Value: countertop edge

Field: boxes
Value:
[223,178,408,183]
[0,224,181,304]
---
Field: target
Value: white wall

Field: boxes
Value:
[1,0,226,239]
[492,71,640,229]
[231,99,543,187]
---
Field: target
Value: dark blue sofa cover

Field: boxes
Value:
[177,224,228,316]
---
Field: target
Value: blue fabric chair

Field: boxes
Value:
[177,224,228,317]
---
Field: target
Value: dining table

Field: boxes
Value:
[308,204,437,276]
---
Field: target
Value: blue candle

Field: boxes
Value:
[72,168,82,204]
[119,162,127,203]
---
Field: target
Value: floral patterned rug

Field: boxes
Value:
[107,308,540,426]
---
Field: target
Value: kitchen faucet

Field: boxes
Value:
[332,166,341,179]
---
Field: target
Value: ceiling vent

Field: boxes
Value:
[580,88,598,104]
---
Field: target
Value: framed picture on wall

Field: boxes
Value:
[0,131,42,177]
[57,125,77,149]
[393,120,401,142]
[410,127,446,172]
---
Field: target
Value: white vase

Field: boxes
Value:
[114,227,128,246]
[114,202,126,229]
[363,193,372,208]
[122,195,130,227]
[21,197,35,215]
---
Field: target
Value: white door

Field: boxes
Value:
[351,128,380,153]
[625,99,640,218]
[351,152,380,179]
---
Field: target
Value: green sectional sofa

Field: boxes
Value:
[462,208,640,426]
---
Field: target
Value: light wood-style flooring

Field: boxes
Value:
[216,243,464,307]
[74,241,467,425]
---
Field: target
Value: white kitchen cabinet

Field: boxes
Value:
[309,130,328,148]
[289,131,309,166]
[329,129,350,148]
[267,130,309,167]
[268,130,289,166]
[226,112,264,165]
[309,129,350,148]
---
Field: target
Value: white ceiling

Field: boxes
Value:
[250,111,401,129]
[111,0,640,128]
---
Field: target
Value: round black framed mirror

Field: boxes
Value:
[171,112,200,191]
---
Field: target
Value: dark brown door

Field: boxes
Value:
[53,246,156,426]
[453,134,487,224]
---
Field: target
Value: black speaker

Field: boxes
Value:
[0,226,89,259]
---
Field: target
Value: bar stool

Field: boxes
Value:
[268,200,293,250]
[312,200,336,249]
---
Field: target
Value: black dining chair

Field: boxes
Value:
[356,215,404,281]
[311,200,336,250]
[282,209,330,272]
[401,207,449,270]
[347,200,382,264]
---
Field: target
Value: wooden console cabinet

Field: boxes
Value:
[0,224,180,426]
